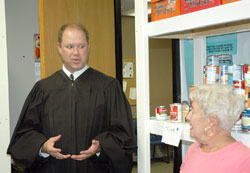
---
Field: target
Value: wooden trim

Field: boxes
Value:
[38,0,45,79]
[172,39,181,103]
[114,0,123,85]
[172,39,182,173]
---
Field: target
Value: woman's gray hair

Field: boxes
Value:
[190,84,245,132]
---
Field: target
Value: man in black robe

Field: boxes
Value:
[7,23,137,173]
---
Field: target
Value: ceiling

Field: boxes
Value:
[121,0,151,16]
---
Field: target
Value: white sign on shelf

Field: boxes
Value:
[162,122,184,147]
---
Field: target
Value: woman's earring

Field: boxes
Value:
[204,126,214,137]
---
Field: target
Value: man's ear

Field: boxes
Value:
[87,43,90,52]
[57,42,62,53]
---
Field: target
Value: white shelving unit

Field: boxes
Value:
[148,0,250,38]
[150,118,250,148]
[135,0,250,173]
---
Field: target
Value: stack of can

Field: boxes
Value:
[204,56,250,108]
[203,55,250,131]
[204,54,232,84]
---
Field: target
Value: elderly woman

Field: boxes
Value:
[180,84,250,173]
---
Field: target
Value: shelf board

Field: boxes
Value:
[147,0,250,39]
[150,118,250,147]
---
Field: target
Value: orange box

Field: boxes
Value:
[181,0,221,14]
[151,0,181,21]
[151,0,162,3]
[222,0,240,4]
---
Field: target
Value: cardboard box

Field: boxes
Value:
[151,0,181,21]
[151,0,162,3]
[181,0,221,14]
[222,0,240,4]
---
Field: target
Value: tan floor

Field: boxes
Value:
[132,160,173,173]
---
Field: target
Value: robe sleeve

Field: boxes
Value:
[7,82,48,169]
[95,79,137,173]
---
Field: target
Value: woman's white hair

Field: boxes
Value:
[190,84,245,132]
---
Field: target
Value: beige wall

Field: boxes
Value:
[122,16,173,117]
[149,39,173,116]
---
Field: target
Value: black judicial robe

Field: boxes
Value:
[7,68,137,173]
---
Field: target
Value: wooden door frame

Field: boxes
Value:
[114,0,123,86]
[172,39,182,173]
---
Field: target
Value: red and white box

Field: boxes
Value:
[181,0,222,14]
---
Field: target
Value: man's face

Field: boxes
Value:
[57,27,90,73]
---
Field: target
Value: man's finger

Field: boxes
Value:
[50,134,61,142]
[71,154,89,161]
[55,153,71,160]
[80,150,90,155]
[92,140,100,152]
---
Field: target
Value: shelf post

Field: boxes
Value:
[135,0,151,172]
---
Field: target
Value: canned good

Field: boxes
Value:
[233,80,245,89]
[189,85,196,94]
[228,65,233,85]
[155,106,168,120]
[232,115,242,131]
[220,65,228,84]
[203,66,207,84]
[247,87,250,108]
[242,109,250,132]
[206,55,219,66]
[244,65,250,87]
[233,65,243,81]
[182,101,190,122]
[170,103,182,122]
[243,64,249,81]
[189,85,196,110]
[243,65,250,108]
[206,66,220,84]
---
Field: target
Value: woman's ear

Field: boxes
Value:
[208,114,218,127]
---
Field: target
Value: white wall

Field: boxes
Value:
[6,0,39,135]
[234,31,250,64]
[0,0,11,172]
[0,1,39,171]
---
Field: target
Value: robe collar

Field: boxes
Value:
[62,64,89,80]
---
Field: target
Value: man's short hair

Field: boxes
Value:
[58,23,89,44]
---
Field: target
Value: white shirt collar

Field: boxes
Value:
[62,65,89,80]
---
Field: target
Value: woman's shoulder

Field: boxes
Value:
[231,142,250,171]
[234,141,250,154]
[222,141,250,163]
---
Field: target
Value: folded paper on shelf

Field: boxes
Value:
[161,122,184,147]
